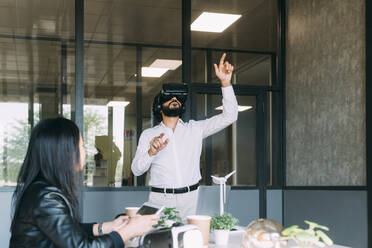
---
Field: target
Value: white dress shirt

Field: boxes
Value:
[131,85,238,188]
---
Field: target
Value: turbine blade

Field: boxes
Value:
[224,170,236,179]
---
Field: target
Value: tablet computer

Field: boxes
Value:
[136,202,164,215]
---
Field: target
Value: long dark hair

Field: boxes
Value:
[11,117,82,230]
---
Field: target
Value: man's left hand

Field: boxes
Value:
[214,53,234,87]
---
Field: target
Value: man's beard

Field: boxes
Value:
[162,101,183,117]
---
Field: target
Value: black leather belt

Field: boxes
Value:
[151,183,199,194]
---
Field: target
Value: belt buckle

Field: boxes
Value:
[187,186,190,192]
[172,188,175,194]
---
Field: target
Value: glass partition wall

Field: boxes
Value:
[0,0,281,189]
[0,0,75,186]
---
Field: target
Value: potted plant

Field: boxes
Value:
[281,220,333,248]
[210,213,238,246]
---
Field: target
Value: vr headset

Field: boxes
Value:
[152,83,188,122]
[159,83,188,104]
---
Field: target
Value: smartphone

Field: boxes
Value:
[136,202,164,215]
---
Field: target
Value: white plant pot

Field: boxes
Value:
[214,229,230,246]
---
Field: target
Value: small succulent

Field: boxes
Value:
[210,213,238,230]
[154,207,182,228]
[281,220,333,247]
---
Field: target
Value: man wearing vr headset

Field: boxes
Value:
[131,54,238,218]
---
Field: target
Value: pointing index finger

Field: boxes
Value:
[219,53,226,67]
[214,63,219,73]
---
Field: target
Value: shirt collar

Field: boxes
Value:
[160,119,184,130]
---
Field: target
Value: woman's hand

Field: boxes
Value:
[117,214,160,243]
[214,53,234,87]
[94,216,129,236]
[107,215,129,233]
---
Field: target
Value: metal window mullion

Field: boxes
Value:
[75,0,84,218]
[136,46,145,186]
[61,42,67,116]
[182,0,191,121]
[257,93,267,218]
[205,50,213,185]
[74,0,84,136]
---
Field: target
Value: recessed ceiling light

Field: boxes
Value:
[215,105,252,112]
[150,59,182,70]
[191,12,242,33]
[107,101,130,107]
[141,67,168,77]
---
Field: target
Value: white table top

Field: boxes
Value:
[208,230,350,248]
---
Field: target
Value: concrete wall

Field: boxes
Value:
[286,0,366,185]
[284,190,367,248]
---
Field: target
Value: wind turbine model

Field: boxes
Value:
[211,170,236,215]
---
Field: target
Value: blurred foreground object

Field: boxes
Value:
[281,220,333,248]
[242,218,284,248]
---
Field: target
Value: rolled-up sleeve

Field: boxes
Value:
[196,85,238,138]
[131,132,154,176]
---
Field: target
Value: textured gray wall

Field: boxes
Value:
[286,0,366,185]
[284,190,367,248]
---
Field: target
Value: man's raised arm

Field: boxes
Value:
[197,53,238,138]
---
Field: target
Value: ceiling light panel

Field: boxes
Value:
[141,67,168,77]
[191,12,242,33]
[107,101,130,107]
[150,59,182,70]
[215,105,252,112]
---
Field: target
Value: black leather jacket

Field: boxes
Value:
[10,179,124,248]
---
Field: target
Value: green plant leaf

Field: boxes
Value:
[304,220,329,231]
[210,213,238,230]
[281,225,299,236]
[316,230,333,246]
[155,207,182,228]
[281,220,333,247]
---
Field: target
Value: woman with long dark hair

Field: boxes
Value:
[10,117,158,247]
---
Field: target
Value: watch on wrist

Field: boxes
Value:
[98,223,103,235]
